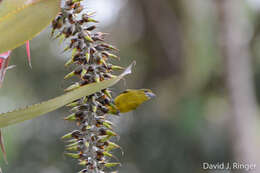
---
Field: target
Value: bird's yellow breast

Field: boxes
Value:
[114,90,150,113]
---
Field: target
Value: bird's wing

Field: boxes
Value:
[120,89,134,94]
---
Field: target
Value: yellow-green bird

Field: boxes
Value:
[108,89,155,114]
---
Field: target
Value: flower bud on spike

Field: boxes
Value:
[104,73,116,79]
[66,145,78,151]
[85,52,90,62]
[62,133,73,140]
[51,29,56,38]
[91,95,96,103]
[98,135,111,143]
[53,32,62,40]
[103,129,117,137]
[64,152,81,159]
[84,34,94,42]
[70,105,88,112]
[80,68,87,76]
[85,125,91,130]
[63,46,70,53]
[64,113,76,121]
[79,160,88,166]
[74,6,83,14]
[59,34,66,44]
[108,103,119,115]
[65,59,74,67]
[86,12,96,16]
[102,51,118,60]
[82,14,98,23]
[92,105,97,113]
[66,141,80,148]
[105,142,120,152]
[103,151,113,157]
[86,25,96,31]
[64,71,76,79]
[103,121,113,129]
[100,59,107,67]
[94,75,100,83]
[111,65,124,70]
[61,130,82,140]
[65,82,80,92]
[100,44,119,51]
[104,162,121,168]
[87,18,98,23]
[71,48,77,57]
[85,141,89,148]
[105,141,121,151]
[66,139,78,143]
[66,101,80,107]
[103,89,112,98]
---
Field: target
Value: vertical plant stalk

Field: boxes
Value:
[138,0,182,73]
[52,0,124,172]
[216,0,260,171]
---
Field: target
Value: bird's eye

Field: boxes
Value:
[145,92,156,98]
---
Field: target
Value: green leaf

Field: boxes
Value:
[0,62,135,128]
[0,0,61,53]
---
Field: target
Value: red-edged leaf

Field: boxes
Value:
[26,41,32,68]
[0,51,11,87]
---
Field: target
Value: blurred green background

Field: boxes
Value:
[1,0,260,172]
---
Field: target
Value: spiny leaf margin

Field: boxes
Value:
[0,62,135,128]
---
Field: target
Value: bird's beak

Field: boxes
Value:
[145,92,156,99]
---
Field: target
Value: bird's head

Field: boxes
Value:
[141,89,156,99]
